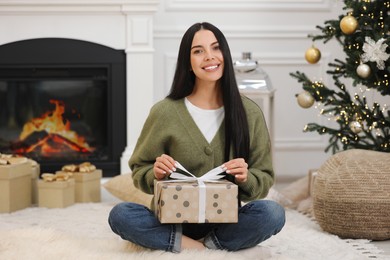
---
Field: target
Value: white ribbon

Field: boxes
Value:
[169,161,225,223]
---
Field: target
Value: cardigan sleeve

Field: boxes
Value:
[237,97,275,202]
[128,101,171,195]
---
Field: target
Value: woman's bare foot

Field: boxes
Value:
[181,235,206,250]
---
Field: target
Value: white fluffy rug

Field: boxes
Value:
[0,202,385,260]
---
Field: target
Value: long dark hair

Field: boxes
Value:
[167,22,249,162]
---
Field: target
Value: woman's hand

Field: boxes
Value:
[153,154,176,180]
[222,158,248,184]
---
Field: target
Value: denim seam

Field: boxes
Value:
[204,230,225,250]
[170,224,182,253]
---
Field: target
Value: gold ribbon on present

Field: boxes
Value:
[169,162,225,223]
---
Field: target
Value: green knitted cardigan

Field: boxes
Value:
[129,96,274,203]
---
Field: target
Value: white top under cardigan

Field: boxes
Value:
[184,97,225,143]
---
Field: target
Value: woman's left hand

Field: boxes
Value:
[221,158,248,184]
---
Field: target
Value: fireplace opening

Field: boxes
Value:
[0,38,126,177]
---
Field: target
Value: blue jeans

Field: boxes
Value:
[108,200,285,253]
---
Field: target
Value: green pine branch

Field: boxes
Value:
[290,0,390,154]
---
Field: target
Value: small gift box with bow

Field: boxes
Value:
[38,177,75,209]
[56,162,102,203]
[0,155,32,213]
[154,162,238,224]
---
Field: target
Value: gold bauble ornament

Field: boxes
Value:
[305,46,321,64]
[297,91,315,109]
[340,15,358,35]
[356,63,371,79]
[349,121,363,134]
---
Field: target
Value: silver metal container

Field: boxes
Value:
[234,52,272,91]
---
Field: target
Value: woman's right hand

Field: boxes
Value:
[153,154,176,180]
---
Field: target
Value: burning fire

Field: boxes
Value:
[16,99,94,155]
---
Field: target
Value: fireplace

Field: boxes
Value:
[0,38,126,177]
[0,0,159,175]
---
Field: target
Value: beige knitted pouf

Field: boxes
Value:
[313,149,390,240]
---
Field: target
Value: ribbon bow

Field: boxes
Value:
[170,161,225,182]
[169,161,225,223]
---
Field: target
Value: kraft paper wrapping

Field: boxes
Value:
[154,162,238,223]
[74,169,102,203]
[38,178,75,208]
[0,162,32,213]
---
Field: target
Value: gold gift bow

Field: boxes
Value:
[169,162,225,223]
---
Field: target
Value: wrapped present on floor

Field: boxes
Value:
[28,159,40,205]
[38,172,75,208]
[154,162,238,224]
[0,154,32,213]
[57,162,102,203]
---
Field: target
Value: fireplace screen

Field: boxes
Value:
[0,67,108,163]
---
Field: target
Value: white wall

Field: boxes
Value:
[152,0,345,181]
[0,0,350,180]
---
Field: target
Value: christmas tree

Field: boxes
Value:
[290,0,390,154]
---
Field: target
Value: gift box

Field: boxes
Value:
[38,178,75,208]
[154,179,238,223]
[0,162,32,213]
[56,169,102,203]
[29,159,40,205]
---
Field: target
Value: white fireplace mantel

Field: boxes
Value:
[0,0,160,174]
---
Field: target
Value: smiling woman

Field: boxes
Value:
[108,22,285,253]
